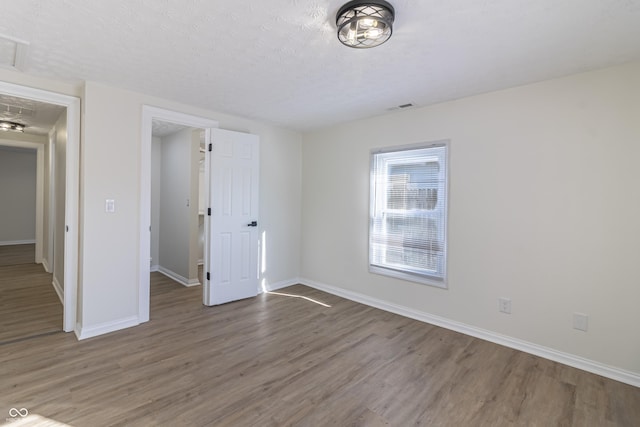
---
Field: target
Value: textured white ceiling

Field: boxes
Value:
[151,120,192,137]
[0,94,65,135]
[1,0,639,131]
[151,120,206,147]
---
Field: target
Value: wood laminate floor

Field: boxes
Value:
[0,259,62,343]
[0,243,35,267]
[1,278,638,426]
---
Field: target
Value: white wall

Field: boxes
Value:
[0,146,36,244]
[80,81,302,330]
[301,62,640,378]
[80,83,140,327]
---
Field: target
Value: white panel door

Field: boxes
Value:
[204,128,259,306]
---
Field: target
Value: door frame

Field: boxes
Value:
[139,105,218,322]
[0,81,81,333]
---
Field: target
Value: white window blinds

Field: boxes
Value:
[369,142,448,286]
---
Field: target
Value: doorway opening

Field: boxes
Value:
[0,143,41,265]
[0,82,80,337]
[0,143,61,343]
[139,106,218,323]
[149,121,205,315]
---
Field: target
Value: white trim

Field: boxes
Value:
[52,276,63,304]
[299,277,640,388]
[202,129,212,306]
[150,264,160,273]
[0,239,36,246]
[261,278,299,293]
[75,316,140,340]
[0,81,81,335]
[369,265,447,289]
[156,266,201,287]
[63,96,80,334]
[140,105,218,323]
[47,128,55,274]
[42,257,51,273]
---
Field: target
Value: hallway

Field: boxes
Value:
[0,244,62,344]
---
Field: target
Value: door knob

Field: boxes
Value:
[247,221,258,227]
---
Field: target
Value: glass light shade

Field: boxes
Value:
[336,1,395,49]
[0,121,25,132]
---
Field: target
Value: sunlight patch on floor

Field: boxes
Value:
[266,291,332,308]
[2,413,71,426]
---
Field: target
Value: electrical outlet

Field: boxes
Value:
[573,313,588,332]
[498,297,511,314]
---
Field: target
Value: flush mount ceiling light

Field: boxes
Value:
[0,120,25,132]
[336,0,395,49]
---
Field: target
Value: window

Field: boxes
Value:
[369,142,448,287]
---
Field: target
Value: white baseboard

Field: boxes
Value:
[150,264,159,273]
[52,276,63,304]
[299,277,640,388]
[261,278,300,292]
[0,239,36,246]
[157,266,200,287]
[76,316,140,340]
[42,258,51,273]
[198,259,204,266]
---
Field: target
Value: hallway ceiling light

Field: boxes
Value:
[336,0,395,49]
[0,120,25,132]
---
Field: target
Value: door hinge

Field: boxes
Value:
[208,143,212,152]
[207,208,211,216]
[206,272,210,281]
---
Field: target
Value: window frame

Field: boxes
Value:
[369,140,449,288]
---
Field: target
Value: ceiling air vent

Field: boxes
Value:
[387,103,415,111]
[0,34,29,71]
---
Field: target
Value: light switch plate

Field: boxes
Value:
[498,297,511,314]
[105,199,115,213]
[573,313,588,332]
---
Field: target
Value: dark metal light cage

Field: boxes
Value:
[336,0,395,48]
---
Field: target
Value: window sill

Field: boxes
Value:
[369,265,448,289]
